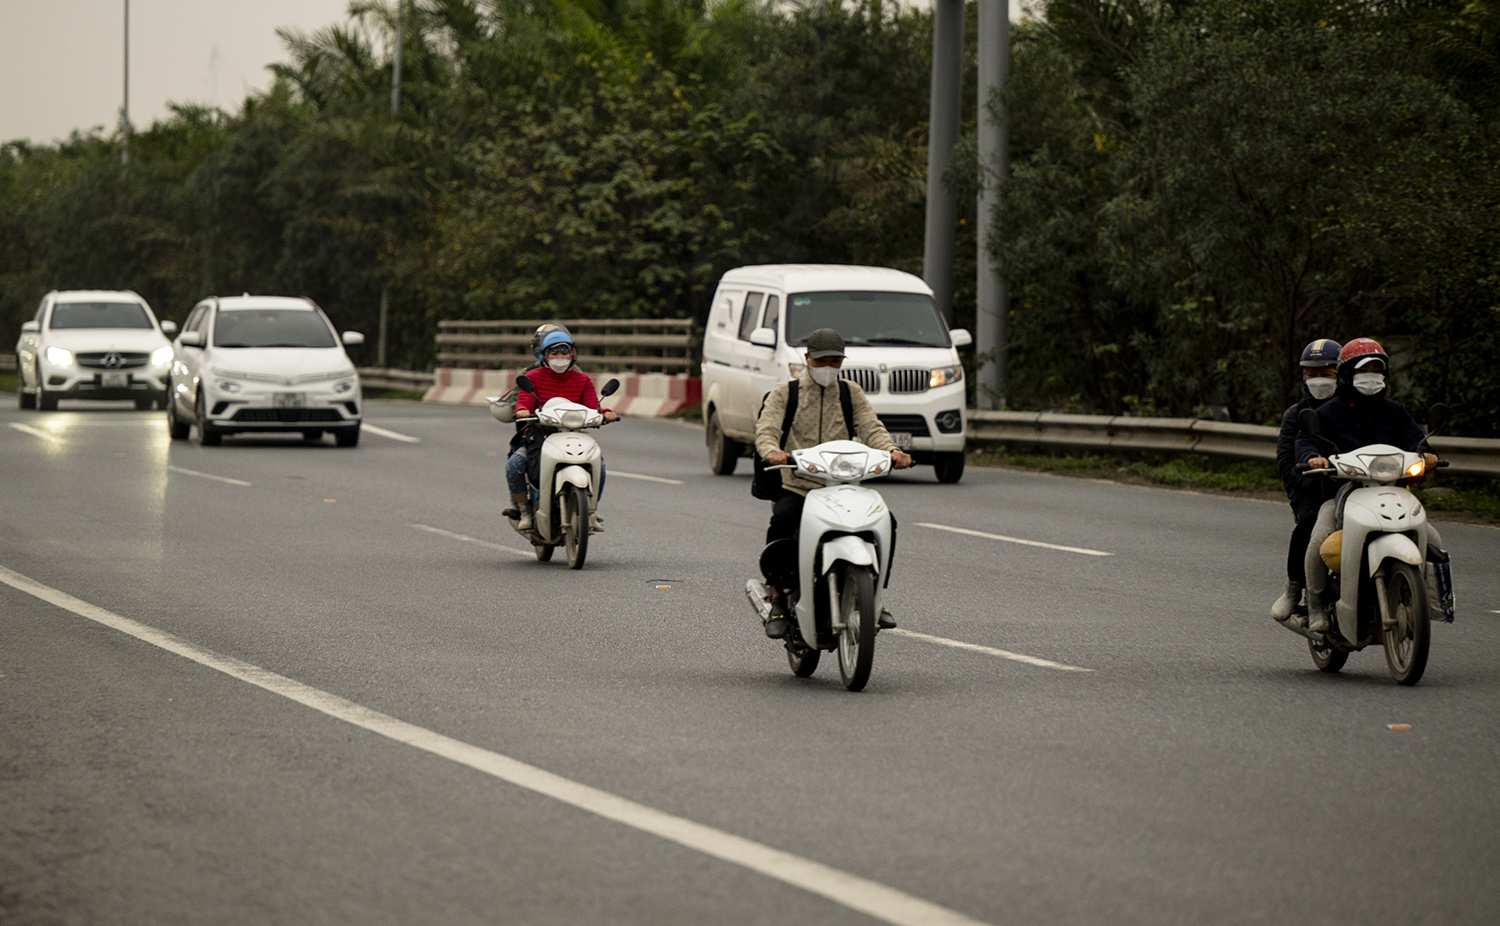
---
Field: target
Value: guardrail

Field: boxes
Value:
[967,410,1500,478]
[358,367,434,392]
[435,318,697,373]
[0,354,14,372]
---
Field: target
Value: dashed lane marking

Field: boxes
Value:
[0,563,994,926]
[887,628,1093,673]
[612,471,685,485]
[409,523,533,558]
[917,522,1113,557]
[167,465,252,487]
[362,424,421,443]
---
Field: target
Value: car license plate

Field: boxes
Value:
[890,432,912,451]
[101,372,128,388]
[274,392,305,408]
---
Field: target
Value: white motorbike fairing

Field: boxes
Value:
[1330,451,1430,637]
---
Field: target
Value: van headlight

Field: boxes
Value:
[930,365,963,387]
[45,346,74,367]
[788,362,806,379]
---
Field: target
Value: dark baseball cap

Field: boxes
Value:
[805,328,846,359]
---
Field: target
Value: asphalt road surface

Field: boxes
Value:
[4,399,1498,926]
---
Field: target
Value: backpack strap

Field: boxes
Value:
[779,380,800,448]
[838,379,855,441]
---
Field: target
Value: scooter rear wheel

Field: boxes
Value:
[1382,561,1430,686]
[835,565,878,691]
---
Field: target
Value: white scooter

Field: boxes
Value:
[1290,406,1455,685]
[745,439,895,691]
[491,375,619,569]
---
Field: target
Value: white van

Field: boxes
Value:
[701,264,972,483]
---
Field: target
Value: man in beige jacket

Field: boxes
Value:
[756,327,912,637]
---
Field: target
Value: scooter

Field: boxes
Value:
[1287,405,1456,685]
[745,439,895,691]
[490,375,619,569]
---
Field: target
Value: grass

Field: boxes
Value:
[0,373,15,394]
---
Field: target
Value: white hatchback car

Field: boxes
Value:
[15,290,177,411]
[167,295,365,446]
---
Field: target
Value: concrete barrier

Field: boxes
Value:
[423,368,701,418]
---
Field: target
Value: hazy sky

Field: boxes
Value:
[0,0,1028,147]
[0,0,353,146]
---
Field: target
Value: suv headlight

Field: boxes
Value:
[151,346,173,366]
[45,346,74,367]
[930,364,963,387]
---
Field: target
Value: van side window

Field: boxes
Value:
[737,292,765,341]
[761,295,780,336]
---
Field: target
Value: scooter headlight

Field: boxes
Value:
[1363,453,1404,482]
[826,452,868,480]
[558,409,588,429]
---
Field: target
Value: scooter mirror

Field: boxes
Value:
[515,374,536,394]
[1427,403,1448,435]
[600,378,621,398]
[1298,407,1321,437]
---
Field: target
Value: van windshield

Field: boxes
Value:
[785,291,950,348]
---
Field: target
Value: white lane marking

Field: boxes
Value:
[167,465,252,487]
[410,523,533,558]
[0,564,993,926]
[362,423,421,443]
[9,423,58,442]
[917,522,1112,557]
[612,471,685,485]
[887,628,1093,673]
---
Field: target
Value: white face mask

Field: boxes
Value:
[809,365,839,387]
[547,357,573,374]
[1352,372,1386,396]
[1306,377,1337,400]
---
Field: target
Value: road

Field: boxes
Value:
[3,400,1499,925]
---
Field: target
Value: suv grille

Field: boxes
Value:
[878,414,931,438]
[77,351,149,370]
[839,367,879,394]
[888,369,930,394]
[230,408,344,423]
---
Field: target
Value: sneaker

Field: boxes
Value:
[589,511,604,533]
[1307,604,1330,634]
[764,616,791,639]
[1271,581,1303,623]
[877,608,897,630]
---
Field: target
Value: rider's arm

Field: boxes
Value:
[755,383,790,463]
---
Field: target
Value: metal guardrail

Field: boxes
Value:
[358,367,434,392]
[0,354,14,372]
[435,318,697,373]
[967,410,1500,478]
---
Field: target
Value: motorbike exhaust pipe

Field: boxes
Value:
[745,579,774,623]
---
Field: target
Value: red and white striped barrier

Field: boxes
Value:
[422,368,701,418]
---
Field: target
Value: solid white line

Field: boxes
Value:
[167,465,252,487]
[917,522,1112,557]
[612,471,685,485]
[0,563,993,926]
[362,423,422,443]
[887,628,1093,673]
[8,422,57,442]
[410,523,533,558]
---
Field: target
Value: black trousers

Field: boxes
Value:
[766,489,807,545]
[1287,491,1323,584]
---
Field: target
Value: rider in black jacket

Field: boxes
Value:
[1293,338,1439,632]
[1269,339,1341,622]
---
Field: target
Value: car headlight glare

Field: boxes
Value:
[45,346,74,367]
[151,346,173,366]
[930,364,964,388]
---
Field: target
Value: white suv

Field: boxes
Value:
[167,295,364,446]
[15,290,177,411]
[700,265,972,483]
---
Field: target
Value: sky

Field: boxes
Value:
[0,0,1029,148]
[0,0,354,146]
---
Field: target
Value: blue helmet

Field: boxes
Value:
[531,323,571,361]
[540,330,575,353]
[1300,338,1342,367]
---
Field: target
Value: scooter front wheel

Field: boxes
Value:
[564,484,589,570]
[1382,561,1430,685]
[786,642,820,677]
[534,544,554,562]
[1308,636,1348,673]
[835,565,878,691]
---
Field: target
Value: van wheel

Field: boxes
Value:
[706,410,741,475]
[934,451,965,484]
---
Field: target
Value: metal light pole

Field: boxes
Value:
[121,0,131,165]
[921,0,964,326]
[975,0,1009,409]
[379,1,405,368]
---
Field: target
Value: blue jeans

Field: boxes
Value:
[506,448,605,500]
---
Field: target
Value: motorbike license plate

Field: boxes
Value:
[890,432,912,451]
[273,392,305,408]
[100,372,128,388]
